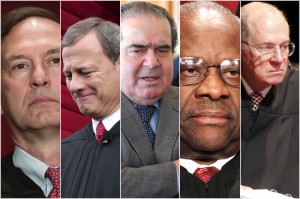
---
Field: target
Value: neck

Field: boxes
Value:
[242,75,268,92]
[12,127,60,167]
[180,139,239,165]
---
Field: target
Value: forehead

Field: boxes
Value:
[3,17,60,40]
[181,15,240,63]
[2,17,60,56]
[247,12,290,44]
[121,15,172,45]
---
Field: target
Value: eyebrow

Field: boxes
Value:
[6,48,60,63]
[127,44,171,49]
[46,48,60,55]
[127,44,148,49]
[156,44,172,49]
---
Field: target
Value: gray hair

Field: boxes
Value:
[121,1,178,53]
[62,17,120,64]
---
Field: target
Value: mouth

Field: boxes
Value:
[140,76,160,81]
[30,95,58,106]
[74,93,94,101]
[190,111,231,125]
[269,69,284,74]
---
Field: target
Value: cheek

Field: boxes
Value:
[180,87,194,110]
[161,60,173,79]
[121,60,136,77]
[231,89,240,113]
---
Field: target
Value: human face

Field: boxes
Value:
[121,15,173,105]
[62,30,120,119]
[241,13,290,91]
[180,15,240,159]
[1,17,60,131]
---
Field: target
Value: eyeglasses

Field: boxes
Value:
[180,57,240,88]
[243,41,295,59]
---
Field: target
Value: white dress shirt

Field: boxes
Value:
[92,108,120,135]
[181,155,235,174]
[13,146,57,197]
[242,77,271,98]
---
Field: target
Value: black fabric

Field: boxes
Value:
[61,122,120,198]
[241,69,299,197]
[180,152,240,198]
[1,152,45,198]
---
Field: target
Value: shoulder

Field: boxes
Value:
[160,86,179,111]
[62,123,93,144]
[1,152,44,197]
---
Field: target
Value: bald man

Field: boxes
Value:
[241,2,299,197]
[180,2,240,198]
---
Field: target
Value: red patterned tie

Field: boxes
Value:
[193,166,219,186]
[96,122,105,142]
[45,167,60,198]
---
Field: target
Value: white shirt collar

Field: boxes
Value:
[13,146,54,197]
[180,155,235,174]
[92,108,120,134]
[241,77,271,98]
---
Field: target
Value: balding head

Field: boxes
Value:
[241,2,289,42]
[180,1,240,63]
[241,2,291,92]
[181,1,239,28]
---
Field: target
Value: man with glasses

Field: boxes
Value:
[180,2,240,197]
[241,2,299,197]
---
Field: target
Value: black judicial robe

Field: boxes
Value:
[180,152,240,198]
[61,122,120,198]
[1,152,45,198]
[241,69,299,197]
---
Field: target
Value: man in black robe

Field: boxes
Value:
[180,2,240,198]
[61,17,120,197]
[1,6,61,198]
[241,2,299,197]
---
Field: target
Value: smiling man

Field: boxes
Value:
[1,7,60,198]
[61,17,120,198]
[241,2,299,197]
[120,1,179,198]
[180,2,240,198]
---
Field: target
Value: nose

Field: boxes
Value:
[30,62,50,88]
[270,47,284,63]
[194,68,230,101]
[67,74,85,94]
[143,49,159,69]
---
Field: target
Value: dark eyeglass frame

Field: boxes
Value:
[180,57,240,88]
[242,41,296,58]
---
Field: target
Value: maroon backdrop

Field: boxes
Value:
[60,1,120,139]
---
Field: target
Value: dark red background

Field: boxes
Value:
[1,1,120,157]
[60,1,120,139]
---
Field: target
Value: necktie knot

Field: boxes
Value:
[193,166,219,185]
[136,105,155,123]
[250,92,263,111]
[45,167,60,198]
[96,122,105,142]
